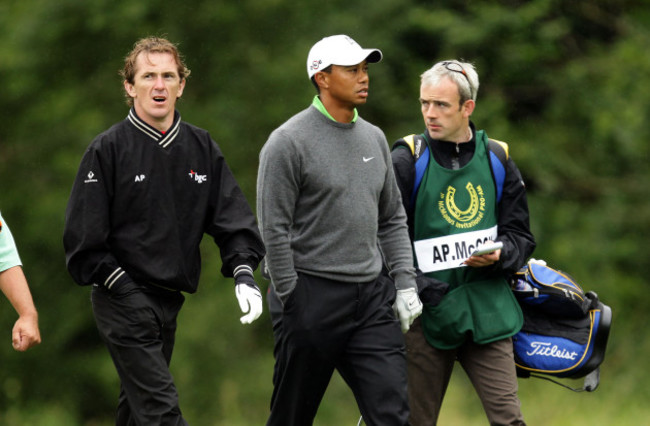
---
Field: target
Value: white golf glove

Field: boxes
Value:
[234,266,263,324]
[235,283,263,324]
[393,287,423,333]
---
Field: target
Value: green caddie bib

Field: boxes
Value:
[413,131,522,349]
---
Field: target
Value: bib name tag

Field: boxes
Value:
[414,226,498,273]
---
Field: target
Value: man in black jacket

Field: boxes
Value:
[391,60,535,425]
[63,37,265,425]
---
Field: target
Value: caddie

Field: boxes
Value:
[391,60,536,425]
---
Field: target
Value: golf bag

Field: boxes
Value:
[511,260,612,392]
[512,260,591,318]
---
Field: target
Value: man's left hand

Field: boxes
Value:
[465,248,501,268]
[234,273,263,324]
[393,287,423,333]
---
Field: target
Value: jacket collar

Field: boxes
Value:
[126,108,181,148]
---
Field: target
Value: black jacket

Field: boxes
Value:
[63,109,265,293]
[391,124,535,276]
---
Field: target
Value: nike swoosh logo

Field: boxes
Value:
[363,157,374,162]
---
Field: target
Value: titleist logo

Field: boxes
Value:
[526,341,579,360]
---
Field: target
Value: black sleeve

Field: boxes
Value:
[205,143,266,278]
[63,142,134,289]
[496,157,536,274]
[391,145,416,240]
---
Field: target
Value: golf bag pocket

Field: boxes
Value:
[512,259,591,318]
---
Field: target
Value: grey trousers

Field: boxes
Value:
[405,318,525,426]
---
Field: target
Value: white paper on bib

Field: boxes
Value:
[414,225,498,273]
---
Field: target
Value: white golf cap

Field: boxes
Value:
[306,35,383,79]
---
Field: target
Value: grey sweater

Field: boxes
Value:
[257,105,416,301]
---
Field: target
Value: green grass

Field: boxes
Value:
[2,357,648,425]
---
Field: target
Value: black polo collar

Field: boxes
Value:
[126,108,181,148]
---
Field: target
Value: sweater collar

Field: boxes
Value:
[126,108,182,148]
[311,95,358,123]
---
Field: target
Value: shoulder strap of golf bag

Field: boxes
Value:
[394,134,508,205]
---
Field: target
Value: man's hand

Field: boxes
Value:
[0,266,41,351]
[393,287,423,333]
[234,268,263,324]
[12,313,41,351]
[465,241,501,268]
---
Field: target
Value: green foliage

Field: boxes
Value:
[1,0,649,424]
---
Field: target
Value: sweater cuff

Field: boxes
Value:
[390,268,418,291]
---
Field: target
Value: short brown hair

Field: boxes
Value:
[120,37,191,107]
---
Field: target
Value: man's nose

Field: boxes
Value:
[358,69,369,82]
[153,76,165,88]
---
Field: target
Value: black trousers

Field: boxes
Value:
[91,283,188,426]
[267,273,409,426]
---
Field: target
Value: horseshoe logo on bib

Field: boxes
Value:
[445,182,480,223]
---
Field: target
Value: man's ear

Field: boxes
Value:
[177,78,186,98]
[124,80,136,98]
[314,72,329,91]
[462,99,476,117]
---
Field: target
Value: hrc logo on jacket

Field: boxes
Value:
[188,169,207,184]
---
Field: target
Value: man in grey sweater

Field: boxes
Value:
[257,34,422,426]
